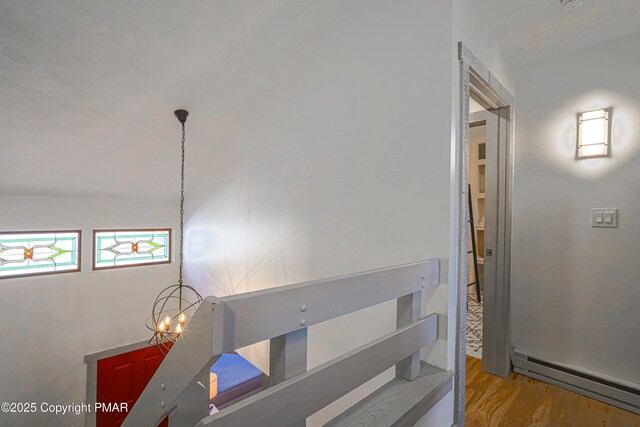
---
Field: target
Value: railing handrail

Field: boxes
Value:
[216,259,439,351]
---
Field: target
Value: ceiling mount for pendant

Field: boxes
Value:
[174,109,189,124]
[560,0,583,9]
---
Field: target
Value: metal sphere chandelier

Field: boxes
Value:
[146,109,203,355]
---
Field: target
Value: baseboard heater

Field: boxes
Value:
[512,349,640,415]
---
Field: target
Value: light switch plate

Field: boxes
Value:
[592,208,618,228]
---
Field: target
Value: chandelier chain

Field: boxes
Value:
[147,110,203,355]
[178,122,186,305]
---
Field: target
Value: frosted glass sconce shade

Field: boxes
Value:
[577,109,610,158]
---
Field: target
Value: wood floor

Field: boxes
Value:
[465,356,640,427]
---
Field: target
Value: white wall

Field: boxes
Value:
[0,194,179,426]
[511,31,640,385]
[452,0,515,94]
[184,0,454,425]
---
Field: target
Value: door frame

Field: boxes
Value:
[452,42,515,426]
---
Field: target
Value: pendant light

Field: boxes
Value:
[146,109,203,355]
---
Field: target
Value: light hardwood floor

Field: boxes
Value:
[465,355,640,427]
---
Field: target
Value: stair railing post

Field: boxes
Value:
[268,326,308,426]
[396,291,422,380]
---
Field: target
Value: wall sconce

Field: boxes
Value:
[577,108,611,159]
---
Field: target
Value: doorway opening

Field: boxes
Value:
[454,42,515,425]
[465,109,488,360]
[465,101,507,369]
[465,101,512,379]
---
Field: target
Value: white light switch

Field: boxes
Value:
[592,208,618,228]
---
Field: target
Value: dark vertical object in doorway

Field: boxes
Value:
[468,184,481,303]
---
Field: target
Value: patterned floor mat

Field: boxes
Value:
[466,290,483,359]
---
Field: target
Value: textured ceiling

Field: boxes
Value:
[1,1,639,199]
[464,0,640,65]
[0,0,349,199]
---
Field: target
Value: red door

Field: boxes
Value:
[97,345,170,426]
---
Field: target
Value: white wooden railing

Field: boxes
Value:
[123,259,444,427]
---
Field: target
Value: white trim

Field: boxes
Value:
[84,339,151,363]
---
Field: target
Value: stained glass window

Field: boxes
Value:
[94,229,171,270]
[0,231,81,279]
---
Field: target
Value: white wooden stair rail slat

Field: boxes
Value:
[396,291,422,381]
[220,259,439,350]
[268,328,309,427]
[196,314,438,427]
